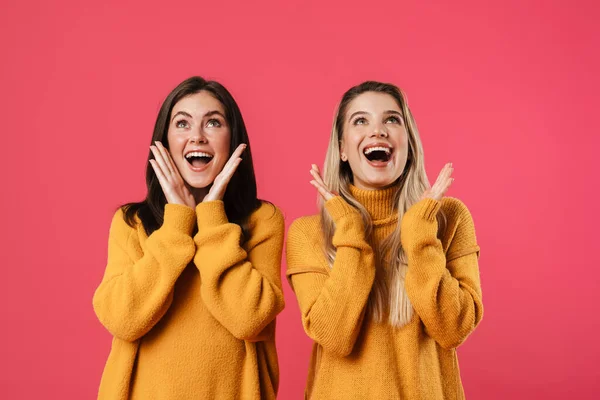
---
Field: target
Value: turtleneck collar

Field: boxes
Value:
[348,184,397,222]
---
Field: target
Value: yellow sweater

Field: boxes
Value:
[93,201,285,400]
[286,185,483,400]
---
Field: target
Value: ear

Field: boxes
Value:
[339,140,348,162]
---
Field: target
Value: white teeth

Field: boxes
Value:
[185,152,213,159]
[364,146,392,155]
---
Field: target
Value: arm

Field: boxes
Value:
[286,197,376,357]
[93,204,196,342]
[402,198,483,349]
[193,201,285,341]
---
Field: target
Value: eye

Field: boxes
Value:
[206,118,222,128]
[353,117,367,125]
[385,116,402,124]
[175,119,189,129]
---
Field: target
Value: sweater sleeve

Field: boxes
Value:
[401,197,483,349]
[286,197,376,357]
[193,201,285,341]
[93,204,196,342]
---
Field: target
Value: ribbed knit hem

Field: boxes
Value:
[163,204,197,235]
[408,198,442,222]
[196,200,229,228]
[324,196,359,221]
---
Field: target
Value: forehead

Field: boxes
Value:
[346,91,401,116]
[172,91,225,117]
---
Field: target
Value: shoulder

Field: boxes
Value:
[248,201,284,228]
[106,207,142,257]
[288,214,322,243]
[244,202,285,247]
[441,197,474,224]
[286,213,330,272]
[110,207,139,236]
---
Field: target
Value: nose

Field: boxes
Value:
[371,123,388,138]
[189,127,207,144]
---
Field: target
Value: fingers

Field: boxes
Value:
[309,167,323,185]
[432,163,451,188]
[442,162,453,183]
[434,163,454,197]
[310,179,334,201]
[442,162,454,190]
[309,164,334,201]
[220,144,247,181]
[422,163,455,201]
[222,144,246,171]
[204,145,246,202]
[215,143,246,184]
[224,158,243,180]
[231,143,247,159]
[149,159,170,192]
[150,145,174,182]
[154,141,178,177]
[310,164,330,188]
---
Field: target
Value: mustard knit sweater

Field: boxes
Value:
[286,185,483,400]
[93,201,285,400]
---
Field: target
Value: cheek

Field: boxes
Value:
[342,132,363,157]
[396,129,409,147]
[214,132,232,163]
[167,133,186,155]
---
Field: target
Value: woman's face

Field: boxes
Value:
[340,91,409,190]
[167,91,231,190]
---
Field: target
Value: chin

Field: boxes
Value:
[183,176,214,190]
[364,175,398,189]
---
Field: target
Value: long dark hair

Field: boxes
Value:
[122,76,261,236]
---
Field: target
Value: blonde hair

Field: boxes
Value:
[320,81,444,327]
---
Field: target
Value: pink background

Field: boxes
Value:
[1,0,599,398]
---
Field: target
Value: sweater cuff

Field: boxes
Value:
[408,198,442,222]
[196,200,229,229]
[163,204,196,235]
[324,196,359,222]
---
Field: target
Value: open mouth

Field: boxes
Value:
[363,146,392,163]
[185,151,214,169]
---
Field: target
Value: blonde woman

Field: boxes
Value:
[286,81,483,399]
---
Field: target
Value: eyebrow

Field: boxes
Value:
[348,111,368,121]
[384,110,404,117]
[348,110,404,121]
[171,110,226,122]
[171,111,193,122]
[204,110,226,119]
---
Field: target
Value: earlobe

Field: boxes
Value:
[340,153,348,162]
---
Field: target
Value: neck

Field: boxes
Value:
[190,186,210,205]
